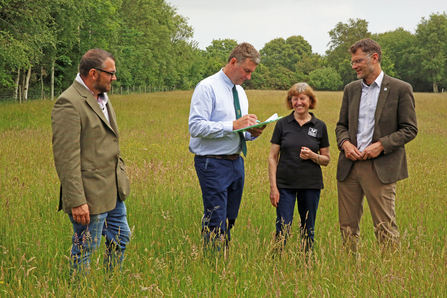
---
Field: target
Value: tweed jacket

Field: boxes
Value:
[52,80,130,215]
[335,74,418,184]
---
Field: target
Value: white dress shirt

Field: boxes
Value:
[188,69,253,155]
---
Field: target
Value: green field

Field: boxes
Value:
[1,90,446,297]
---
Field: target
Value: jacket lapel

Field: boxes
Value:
[106,100,119,137]
[73,80,117,135]
[374,74,390,124]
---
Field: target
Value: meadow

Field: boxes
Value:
[0,90,446,297]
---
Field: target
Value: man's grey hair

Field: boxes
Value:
[228,42,260,65]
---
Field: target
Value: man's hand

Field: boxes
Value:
[247,125,266,138]
[72,204,90,225]
[233,114,257,131]
[342,140,361,161]
[360,141,384,160]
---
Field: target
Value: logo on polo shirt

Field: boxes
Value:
[308,127,317,137]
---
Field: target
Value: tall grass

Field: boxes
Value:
[0,90,446,297]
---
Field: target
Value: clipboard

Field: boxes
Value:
[234,113,282,132]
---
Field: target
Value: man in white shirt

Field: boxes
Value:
[189,43,264,252]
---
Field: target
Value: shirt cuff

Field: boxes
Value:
[246,131,258,141]
[223,121,233,133]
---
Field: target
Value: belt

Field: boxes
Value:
[199,154,240,161]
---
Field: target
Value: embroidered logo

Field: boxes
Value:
[308,127,317,137]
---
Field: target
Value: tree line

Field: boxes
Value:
[1,0,446,102]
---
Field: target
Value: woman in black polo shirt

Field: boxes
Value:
[268,82,330,251]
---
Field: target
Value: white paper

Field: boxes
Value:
[265,113,278,122]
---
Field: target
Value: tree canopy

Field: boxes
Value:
[415,12,447,93]
[1,4,446,99]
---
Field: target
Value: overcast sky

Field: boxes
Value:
[167,0,446,55]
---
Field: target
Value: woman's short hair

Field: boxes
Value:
[286,82,317,110]
[79,48,115,78]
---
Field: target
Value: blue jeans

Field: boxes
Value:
[68,198,131,275]
[276,188,320,249]
[194,155,244,247]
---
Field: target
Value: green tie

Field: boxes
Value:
[232,85,247,157]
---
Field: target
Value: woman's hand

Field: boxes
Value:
[300,146,330,166]
[300,146,315,160]
[270,187,280,207]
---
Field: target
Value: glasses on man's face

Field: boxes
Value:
[350,53,374,67]
[93,67,116,77]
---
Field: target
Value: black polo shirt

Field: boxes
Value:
[271,112,330,189]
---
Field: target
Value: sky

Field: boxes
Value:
[167,0,446,55]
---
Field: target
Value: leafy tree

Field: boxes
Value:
[1,0,202,97]
[113,0,199,89]
[414,12,447,92]
[267,66,300,90]
[4,2,447,96]
[0,0,54,89]
[205,38,238,60]
[260,35,313,72]
[245,65,304,90]
[0,0,125,98]
[308,67,343,91]
[169,14,203,89]
[78,1,121,55]
[373,28,429,90]
[202,38,238,77]
[243,64,271,90]
[326,18,371,85]
[295,52,323,76]
[45,0,97,95]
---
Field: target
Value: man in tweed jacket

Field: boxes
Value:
[52,49,131,275]
[335,39,418,250]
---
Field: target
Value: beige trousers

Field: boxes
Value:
[338,160,399,247]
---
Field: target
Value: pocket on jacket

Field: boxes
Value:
[116,156,130,201]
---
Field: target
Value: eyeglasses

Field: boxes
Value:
[350,53,374,66]
[93,67,116,77]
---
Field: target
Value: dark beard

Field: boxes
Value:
[93,76,109,93]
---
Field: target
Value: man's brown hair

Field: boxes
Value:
[349,38,382,63]
[79,48,115,77]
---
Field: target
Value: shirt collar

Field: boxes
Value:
[219,69,235,90]
[362,71,384,89]
[75,73,108,105]
[287,111,316,125]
